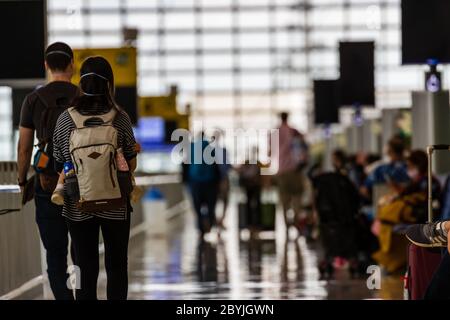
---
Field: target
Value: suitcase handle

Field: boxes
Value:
[426,145,450,222]
[429,145,450,151]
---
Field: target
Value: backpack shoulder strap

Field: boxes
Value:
[35,86,57,110]
[67,107,86,129]
[35,87,58,143]
[97,108,117,124]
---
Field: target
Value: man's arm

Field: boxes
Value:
[17,126,34,186]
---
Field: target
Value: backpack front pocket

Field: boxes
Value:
[71,144,121,202]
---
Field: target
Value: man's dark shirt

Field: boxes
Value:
[19,81,78,134]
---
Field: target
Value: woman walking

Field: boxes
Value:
[53,56,137,300]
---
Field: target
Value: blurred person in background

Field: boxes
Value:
[270,112,309,233]
[331,149,348,176]
[372,150,441,274]
[361,136,410,201]
[347,152,369,190]
[310,148,361,277]
[187,131,221,238]
[238,146,263,236]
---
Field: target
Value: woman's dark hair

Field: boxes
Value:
[45,42,73,72]
[407,149,428,175]
[72,56,120,114]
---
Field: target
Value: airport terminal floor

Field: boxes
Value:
[27,190,403,301]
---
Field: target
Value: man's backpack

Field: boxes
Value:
[33,85,77,192]
[67,107,126,212]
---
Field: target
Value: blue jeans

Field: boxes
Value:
[424,250,450,299]
[35,183,74,300]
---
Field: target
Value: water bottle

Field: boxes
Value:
[52,162,74,206]
[63,161,75,177]
[59,161,79,204]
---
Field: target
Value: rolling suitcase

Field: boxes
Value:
[405,144,444,300]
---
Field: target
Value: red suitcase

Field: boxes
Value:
[405,145,445,300]
[406,245,442,299]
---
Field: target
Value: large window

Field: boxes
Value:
[46,0,424,129]
[47,0,308,133]
[0,0,435,161]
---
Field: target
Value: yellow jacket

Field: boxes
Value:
[373,192,426,273]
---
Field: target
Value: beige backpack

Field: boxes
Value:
[68,107,125,212]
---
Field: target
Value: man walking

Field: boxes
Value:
[17,42,78,300]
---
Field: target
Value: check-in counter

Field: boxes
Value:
[0,193,42,298]
[0,161,42,298]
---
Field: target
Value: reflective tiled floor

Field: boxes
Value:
[95,192,404,300]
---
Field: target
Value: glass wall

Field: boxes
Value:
[47,0,308,133]
[45,0,432,126]
[0,0,440,162]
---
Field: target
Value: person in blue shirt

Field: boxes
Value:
[187,131,221,237]
[361,136,410,200]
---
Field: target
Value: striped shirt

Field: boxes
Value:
[53,106,137,221]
